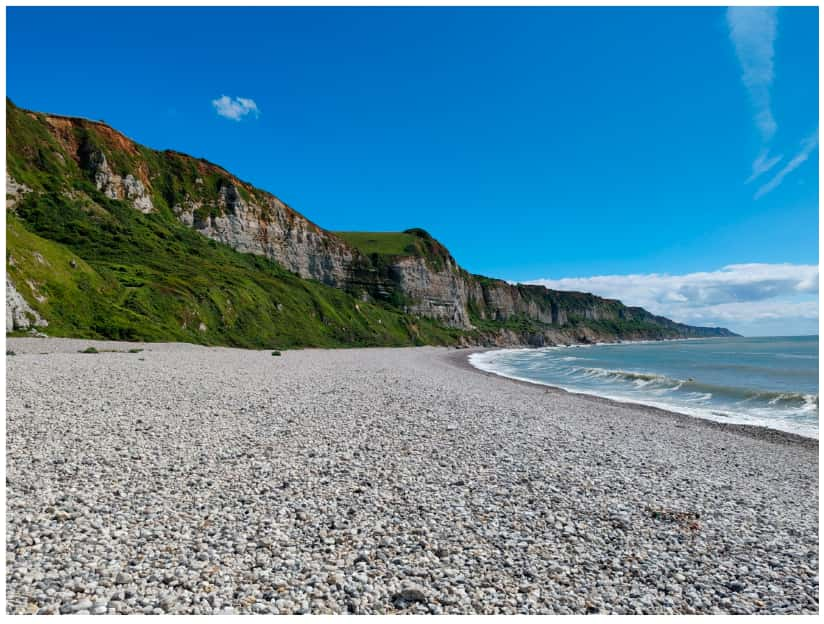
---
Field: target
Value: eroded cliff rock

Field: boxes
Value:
[391,255,472,328]
[173,181,353,288]
[83,149,154,213]
[6,278,47,332]
[6,174,31,210]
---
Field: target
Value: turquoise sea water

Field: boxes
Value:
[470,336,819,438]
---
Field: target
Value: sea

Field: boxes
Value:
[469,335,819,439]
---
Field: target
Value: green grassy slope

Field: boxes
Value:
[334,231,420,256]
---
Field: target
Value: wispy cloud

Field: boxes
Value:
[212,95,260,121]
[522,263,819,333]
[746,149,783,183]
[727,6,778,142]
[726,8,816,199]
[754,131,819,198]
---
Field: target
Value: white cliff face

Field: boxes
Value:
[88,151,154,214]
[123,174,154,213]
[6,279,47,332]
[392,255,473,329]
[173,183,354,288]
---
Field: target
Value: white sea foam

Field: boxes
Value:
[469,337,819,439]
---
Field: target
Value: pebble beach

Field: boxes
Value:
[5,338,819,614]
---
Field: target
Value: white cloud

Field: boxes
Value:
[726,8,817,198]
[746,149,783,183]
[212,95,260,121]
[727,6,778,142]
[675,299,818,323]
[521,263,819,334]
[754,131,819,198]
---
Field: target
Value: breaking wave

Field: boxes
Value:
[574,366,818,409]
[469,336,818,438]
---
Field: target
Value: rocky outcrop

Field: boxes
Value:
[391,255,472,328]
[173,181,354,288]
[6,278,48,332]
[84,150,154,213]
[6,174,31,210]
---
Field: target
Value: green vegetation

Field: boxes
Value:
[7,105,81,192]
[6,350,16,356]
[80,347,99,354]
[272,350,281,356]
[128,348,143,353]
[335,229,449,272]
[7,215,109,336]
[334,231,421,256]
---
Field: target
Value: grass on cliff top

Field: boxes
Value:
[334,231,421,256]
[335,229,449,272]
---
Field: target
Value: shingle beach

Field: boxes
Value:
[5,339,818,614]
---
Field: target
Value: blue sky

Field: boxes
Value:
[6,7,818,335]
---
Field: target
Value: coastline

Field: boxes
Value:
[451,347,818,448]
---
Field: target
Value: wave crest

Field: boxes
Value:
[572,366,818,409]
